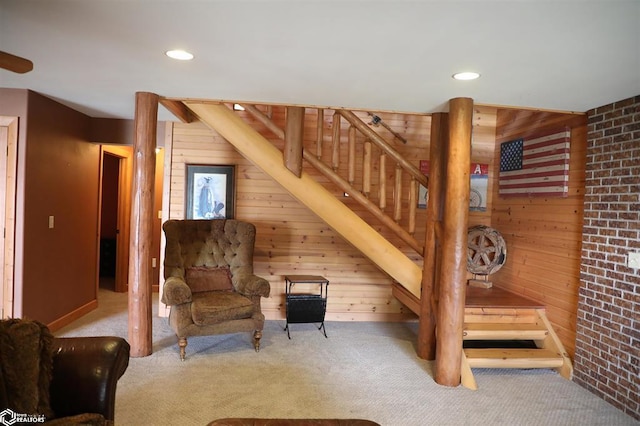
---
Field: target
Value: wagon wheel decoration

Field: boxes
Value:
[467,225,507,275]
[469,188,482,209]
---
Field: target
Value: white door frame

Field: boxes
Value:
[0,116,18,318]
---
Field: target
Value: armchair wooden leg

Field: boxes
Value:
[179,337,188,361]
[253,330,262,352]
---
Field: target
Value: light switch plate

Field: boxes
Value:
[628,252,640,269]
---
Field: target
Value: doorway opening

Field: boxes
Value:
[98,145,132,294]
[99,153,120,291]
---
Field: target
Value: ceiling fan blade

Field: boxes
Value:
[0,51,34,74]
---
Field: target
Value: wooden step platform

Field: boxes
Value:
[390,281,545,315]
[464,285,545,309]
[461,287,572,390]
[390,283,573,390]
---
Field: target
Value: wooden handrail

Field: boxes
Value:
[303,150,423,254]
[238,103,424,255]
[337,109,428,188]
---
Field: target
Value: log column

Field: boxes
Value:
[417,112,448,360]
[284,106,305,177]
[128,92,159,357]
[434,97,473,386]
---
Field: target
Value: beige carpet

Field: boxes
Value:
[55,289,638,426]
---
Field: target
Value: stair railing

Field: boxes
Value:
[237,103,426,255]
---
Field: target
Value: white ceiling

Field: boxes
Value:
[1,0,639,122]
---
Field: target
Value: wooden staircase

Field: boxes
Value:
[168,99,572,390]
[183,101,424,297]
[460,286,573,390]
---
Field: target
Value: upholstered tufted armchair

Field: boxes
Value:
[161,219,270,360]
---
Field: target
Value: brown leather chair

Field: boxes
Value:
[49,336,130,422]
[0,318,130,425]
[162,219,270,360]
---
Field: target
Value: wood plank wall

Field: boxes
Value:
[490,109,588,358]
[162,104,496,321]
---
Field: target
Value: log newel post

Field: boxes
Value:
[434,98,473,386]
[284,106,305,177]
[128,91,159,358]
[418,112,449,360]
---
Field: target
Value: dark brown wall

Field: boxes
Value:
[575,95,640,420]
[2,89,165,322]
[21,91,101,323]
[89,117,166,147]
[1,89,102,324]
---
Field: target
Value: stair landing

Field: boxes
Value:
[391,282,544,315]
[465,286,544,309]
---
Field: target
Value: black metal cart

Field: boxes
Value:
[284,275,329,339]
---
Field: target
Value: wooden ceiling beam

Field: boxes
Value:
[159,98,195,123]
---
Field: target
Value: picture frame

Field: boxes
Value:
[418,184,428,209]
[186,165,235,219]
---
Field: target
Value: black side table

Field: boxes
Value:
[284,275,329,339]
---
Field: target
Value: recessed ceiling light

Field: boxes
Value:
[165,50,194,61]
[453,72,480,81]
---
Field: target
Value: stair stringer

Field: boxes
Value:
[185,101,422,297]
[535,309,574,380]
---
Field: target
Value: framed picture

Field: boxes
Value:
[418,184,428,209]
[186,165,235,219]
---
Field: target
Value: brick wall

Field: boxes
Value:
[574,95,640,420]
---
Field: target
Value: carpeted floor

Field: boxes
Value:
[55,289,638,426]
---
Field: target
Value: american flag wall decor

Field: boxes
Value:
[499,127,571,197]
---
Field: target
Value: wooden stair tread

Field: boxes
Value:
[464,348,564,369]
[463,322,549,340]
[465,286,545,309]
